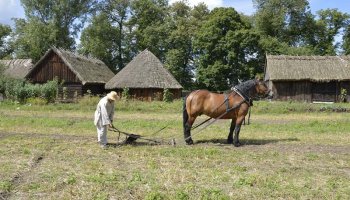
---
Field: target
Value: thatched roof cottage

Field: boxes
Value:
[26,47,114,99]
[105,49,182,101]
[0,59,33,79]
[265,55,350,102]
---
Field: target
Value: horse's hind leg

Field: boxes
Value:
[183,99,194,145]
[184,116,195,145]
[227,119,235,144]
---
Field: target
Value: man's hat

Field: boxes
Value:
[107,91,118,101]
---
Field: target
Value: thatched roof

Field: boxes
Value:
[105,49,182,89]
[265,55,350,81]
[26,47,114,84]
[0,59,33,79]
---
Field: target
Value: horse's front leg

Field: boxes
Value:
[227,119,235,144]
[233,123,242,147]
[233,118,245,147]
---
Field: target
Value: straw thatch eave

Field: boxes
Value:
[265,55,350,82]
[105,49,182,89]
[0,59,33,79]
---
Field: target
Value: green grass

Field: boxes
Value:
[0,99,349,199]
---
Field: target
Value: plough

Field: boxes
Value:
[109,126,176,146]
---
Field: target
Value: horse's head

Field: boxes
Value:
[234,78,273,100]
[254,79,273,99]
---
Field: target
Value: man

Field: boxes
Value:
[94,91,118,149]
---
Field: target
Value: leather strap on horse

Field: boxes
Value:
[185,99,246,141]
[191,91,234,130]
[191,99,246,131]
[191,86,254,131]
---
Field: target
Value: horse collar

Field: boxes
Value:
[233,80,256,106]
[233,87,253,106]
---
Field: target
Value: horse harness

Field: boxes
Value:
[221,80,256,117]
[191,82,255,132]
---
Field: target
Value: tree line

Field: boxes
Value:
[0,0,349,91]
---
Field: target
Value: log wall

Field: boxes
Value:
[271,80,350,102]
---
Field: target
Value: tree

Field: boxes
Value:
[343,24,350,55]
[193,7,262,91]
[253,0,316,55]
[79,13,120,72]
[129,0,169,60]
[164,1,208,89]
[0,24,12,59]
[79,0,132,72]
[254,0,313,45]
[312,9,349,55]
[12,0,96,61]
[253,0,350,56]
[12,18,57,60]
[102,0,131,70]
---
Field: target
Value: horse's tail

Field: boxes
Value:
[183,96,189,130]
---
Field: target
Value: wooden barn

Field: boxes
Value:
[105,49,183,101]
[0,59,33,79]
[265,55,350,102]
[25,47,114,99]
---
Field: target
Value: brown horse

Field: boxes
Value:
[183,79,271,147]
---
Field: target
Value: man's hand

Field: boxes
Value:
[109,124,113,128]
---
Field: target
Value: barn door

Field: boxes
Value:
[311,82,336,102]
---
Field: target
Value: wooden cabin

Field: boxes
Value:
[26,47,114,99]
[105,49,182,101]
[265,55,350,102]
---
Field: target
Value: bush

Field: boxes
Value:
[15,82,30,103]
[41,79,58,103]
[340,88,347,103]
[0,77,59,104]
[163,88,173,102]
[122,87,130,101]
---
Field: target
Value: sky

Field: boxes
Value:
[1,0,350,26]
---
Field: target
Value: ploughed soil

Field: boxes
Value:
[1,131,349,154]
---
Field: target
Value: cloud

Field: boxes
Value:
[0,0,25,26]
[169,0,224,10]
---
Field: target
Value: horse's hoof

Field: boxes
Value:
[233,142,241,147]
[185,139,194,145]
[227,139,233,144]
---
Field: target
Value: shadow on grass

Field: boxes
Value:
[195,137,299,146]
[104,138,300,147]
[106,141,166,147]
